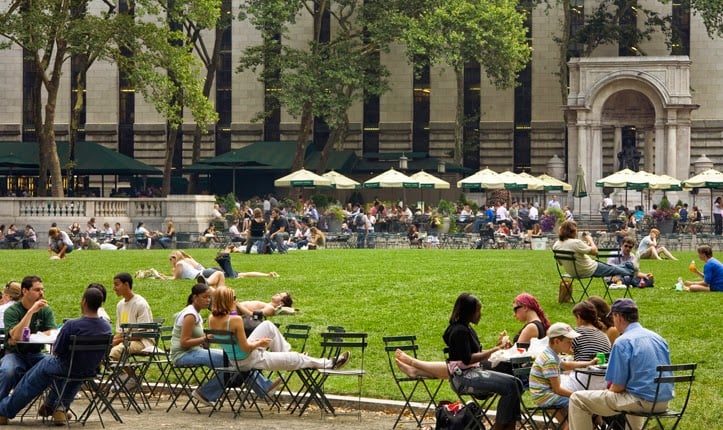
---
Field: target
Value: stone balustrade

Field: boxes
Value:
[0,195,216,245]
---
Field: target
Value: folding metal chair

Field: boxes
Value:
[621,363,696,430]
[158,325,211,413]
[267,324,311,411]
[295,331,368,418]
[596,248,634,302]
[553,249,596,303]
[48,334,115,428]
[510,356,567,430]
[382,335,443,429]
[443,348,497,430]
[203,328,263,418]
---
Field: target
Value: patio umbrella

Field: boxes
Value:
[409,170,450,189]
[363,168,419,206]
[572,165,588,215]
[457,168,504,189]
[537,174,572,191]
[683,168,723,219]
[321,170,360,189]
[274,168,332,188]
[595,168,649,207]
[410,170,450,209]
[274,168,332,200]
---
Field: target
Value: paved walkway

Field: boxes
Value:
[6,395,432,429]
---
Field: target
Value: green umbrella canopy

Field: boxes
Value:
[0,141,161,175]
[573,166,588,198]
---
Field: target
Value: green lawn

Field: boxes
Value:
[2,248,721,429]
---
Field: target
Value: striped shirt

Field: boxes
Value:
[572,326,611,361]
[529,346,566,407]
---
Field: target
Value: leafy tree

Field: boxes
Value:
[0,0,217,197]
[238,0,395,171]
[398,0,531,165]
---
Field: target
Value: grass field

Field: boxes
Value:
[2,247,721,429]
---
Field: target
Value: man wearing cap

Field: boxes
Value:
[0,275,57,400]
[529,322,598,429]
[568,299,672,430]
[0,282,22,329]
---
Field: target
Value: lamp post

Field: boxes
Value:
[437,160,446,174]
[399,154,408,170]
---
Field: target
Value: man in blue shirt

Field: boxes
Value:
[0,287,112,425]
[568,299,672,430]
[685,244,723,292]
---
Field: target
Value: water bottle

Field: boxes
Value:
[689,260,696,273]
[675,277,684,292]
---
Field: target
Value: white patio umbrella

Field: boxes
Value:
[410,170,450,209]
[595,169,649,207]
[274,168,332,188]
[363,168,419,205]
[457,168,504,189]
[537,174,572,192]
[409,170,450,189]
[321,170,360,189]
[274,168,332,200]
[683,168,723,217]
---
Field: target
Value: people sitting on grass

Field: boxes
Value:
[48,227,74,259]
[684,245,723,292]
[308,226,325,249]
[637,228,677,261]
[605,236,654,287]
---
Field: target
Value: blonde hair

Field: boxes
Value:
[212,286,235,316]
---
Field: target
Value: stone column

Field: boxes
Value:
[644,129,654,172]
[667,121,678,178]
[613,126,622,170]
[654,122,666,175]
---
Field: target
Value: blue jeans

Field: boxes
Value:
[173,348,225,402]
[0,355,78,419]
[452,368,522,425]
[0,351,47,400]
[593,261,635,278]
[173,348,273,400]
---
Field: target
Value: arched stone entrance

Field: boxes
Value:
[565,56,698,213]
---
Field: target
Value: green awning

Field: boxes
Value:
[0,141,161,175]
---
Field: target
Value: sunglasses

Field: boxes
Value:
[513,305,523,312]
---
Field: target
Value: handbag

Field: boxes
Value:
[242,312,264,336]
[558,279,573,303]
[435,400,483,430]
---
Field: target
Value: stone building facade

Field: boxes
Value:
[0,1,722,210]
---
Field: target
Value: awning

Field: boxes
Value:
[0,141,161,175]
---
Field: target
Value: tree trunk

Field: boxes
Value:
[188,24,222,194]
[319,113,349,173]
[293,101,313,170]
[162,123,177,197]
[454,67,465,165]
[41,80,64,198]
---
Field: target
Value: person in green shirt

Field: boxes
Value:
[0,275,56,399]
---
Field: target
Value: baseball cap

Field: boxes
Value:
[547,322,581,339]
[608,298,638,317]
[3,281,21,300]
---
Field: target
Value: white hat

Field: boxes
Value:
[547,322,581,339]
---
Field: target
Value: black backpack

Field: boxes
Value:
[354,213,365,228]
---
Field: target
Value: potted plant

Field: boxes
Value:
[540,206,564,232]
[437,199,455,233]
[652,196,677,234]
[324,205,346,232]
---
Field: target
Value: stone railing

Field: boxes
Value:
[0,195,216,244]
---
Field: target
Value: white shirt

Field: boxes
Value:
[529,206,539,220]
[548,199,561,209]
[229,224,242,239]
[496,206,509,221]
